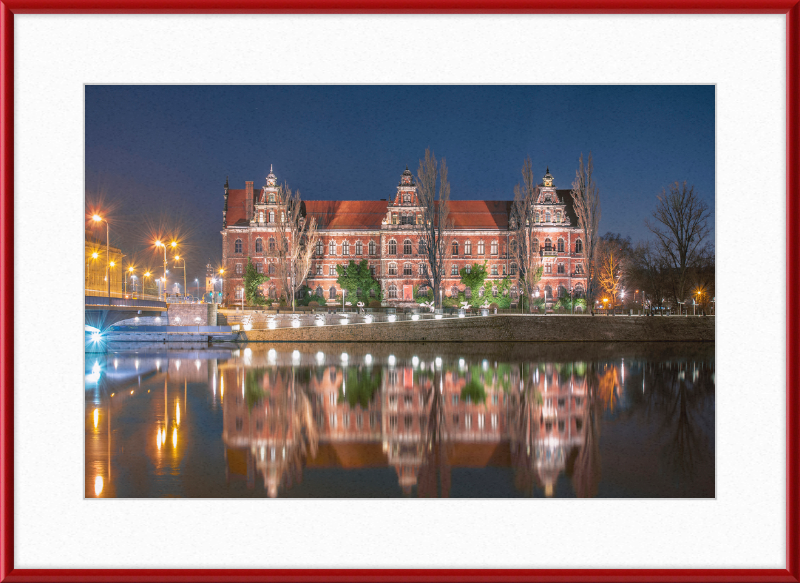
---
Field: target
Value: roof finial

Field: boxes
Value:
[546,166,549,174]
[270,164,273,172]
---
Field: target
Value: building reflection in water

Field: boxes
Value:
[86,345,714,498]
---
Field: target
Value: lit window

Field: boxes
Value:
[369,241,376,255]
[356,241,363,255]
[329,265,336,276]
[329,240,336,255]
[490,241,498,255]
[404,239,412,255]
[269,210,275,222]
[388,263,397,275]
[342,241,350,255]
[464,240,471,255]
[478,240,485,255]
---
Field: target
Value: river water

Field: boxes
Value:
[85,342,714,498]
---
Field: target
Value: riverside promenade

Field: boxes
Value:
[240,314,714,343]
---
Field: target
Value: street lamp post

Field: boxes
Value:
[143,272,152,297]
[92,215,110,300]
[620,289,625,315]
[174,255,187,300]
[155,240,177,300]
[218,268,225,306]
[194,278,199,300]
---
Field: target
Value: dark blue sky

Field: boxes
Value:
[85,85,715,286]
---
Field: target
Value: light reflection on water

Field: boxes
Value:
[85,342,714,498]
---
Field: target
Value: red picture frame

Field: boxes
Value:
[1,3,798,582]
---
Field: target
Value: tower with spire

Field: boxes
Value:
[253,164,281,226]
[384,166,421,227]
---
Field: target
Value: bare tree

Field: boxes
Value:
[512,157,543,313]
[646,181,711,304]
[414,148,453,309]
[271,184,320,312]
[630,240,670,314]
[571,153,602,315]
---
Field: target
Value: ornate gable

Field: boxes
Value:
[384,166,421,227]
[532,167,571,226]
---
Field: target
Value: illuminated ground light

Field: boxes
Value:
[315,318,324,327]
[411,314,420,321]
[268,320,277,329]
[435,314,443,319]
[340,319,349,325]
[316,351,325,364]
[94,476,104,496]
[387,315,397,323]
[365,354,373,365]
[292,319,300,328]
[364,315,373,324]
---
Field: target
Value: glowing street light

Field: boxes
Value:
[92,214,111,299]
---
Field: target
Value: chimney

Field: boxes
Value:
[245,181,254,221]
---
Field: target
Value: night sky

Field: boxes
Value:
[85,85,715,288]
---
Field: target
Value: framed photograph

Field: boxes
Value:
[1,2,798,582]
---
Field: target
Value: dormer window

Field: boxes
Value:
[268,192,275,203]
[556,211,562,222]
[403,193,411,203]
[545,194,551,202]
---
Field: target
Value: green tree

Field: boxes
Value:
[337,366,383,408]
[459,261,489,307]
[243,257,269,305]
[335,259,380,301]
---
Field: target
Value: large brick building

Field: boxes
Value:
[221,165,587,307]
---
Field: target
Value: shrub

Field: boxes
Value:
[308,301,319,308]
[368,300,382,308]
[489,303,499,311]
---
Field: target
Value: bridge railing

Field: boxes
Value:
[85,295,166,309]
[85,289,162,302]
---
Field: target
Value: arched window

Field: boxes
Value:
[316,286,323,297]
[533,238,540,252]
[255,238,263,253]
[329,240,337,255]
[258,211,264,223]
[574,284,585,297]
[510,263,517,276]
[316,240,324,255]
[388,240,397,255]
[575,239,583,254]
[544,285,553,298]
[557,238,565,253]
[342,241,350,255]
[545,238,552,251]
[388,263,397,275]
[269,210,275,223]
[404,263,413,276]
[403,239,412,255]
[452,241,459,256]
[464,240,472,255]
[388,285,397,299]
[355,241,363,255]
[477,240,485,255]
[490,240,498,255]
[451,264,458,275]
[234,239,242,254]
[492,286,498,297]
[269,286,277,299]
[451,286,459,297]
[545,211,551,222]
[268,263,276,275]
[268,237,276,254]
[556,211,562,223]
[329,286,337,299]
[534,211,540,223]
[369,241,376,255]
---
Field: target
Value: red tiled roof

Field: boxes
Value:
[225,190,576,231]
[225,189,249,226]
[305,200,389,229]
[448,200,512,229]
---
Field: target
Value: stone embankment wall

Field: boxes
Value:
[166,303,218,326]
[242,314,714,343]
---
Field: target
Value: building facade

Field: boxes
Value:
[221,165,587,306]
